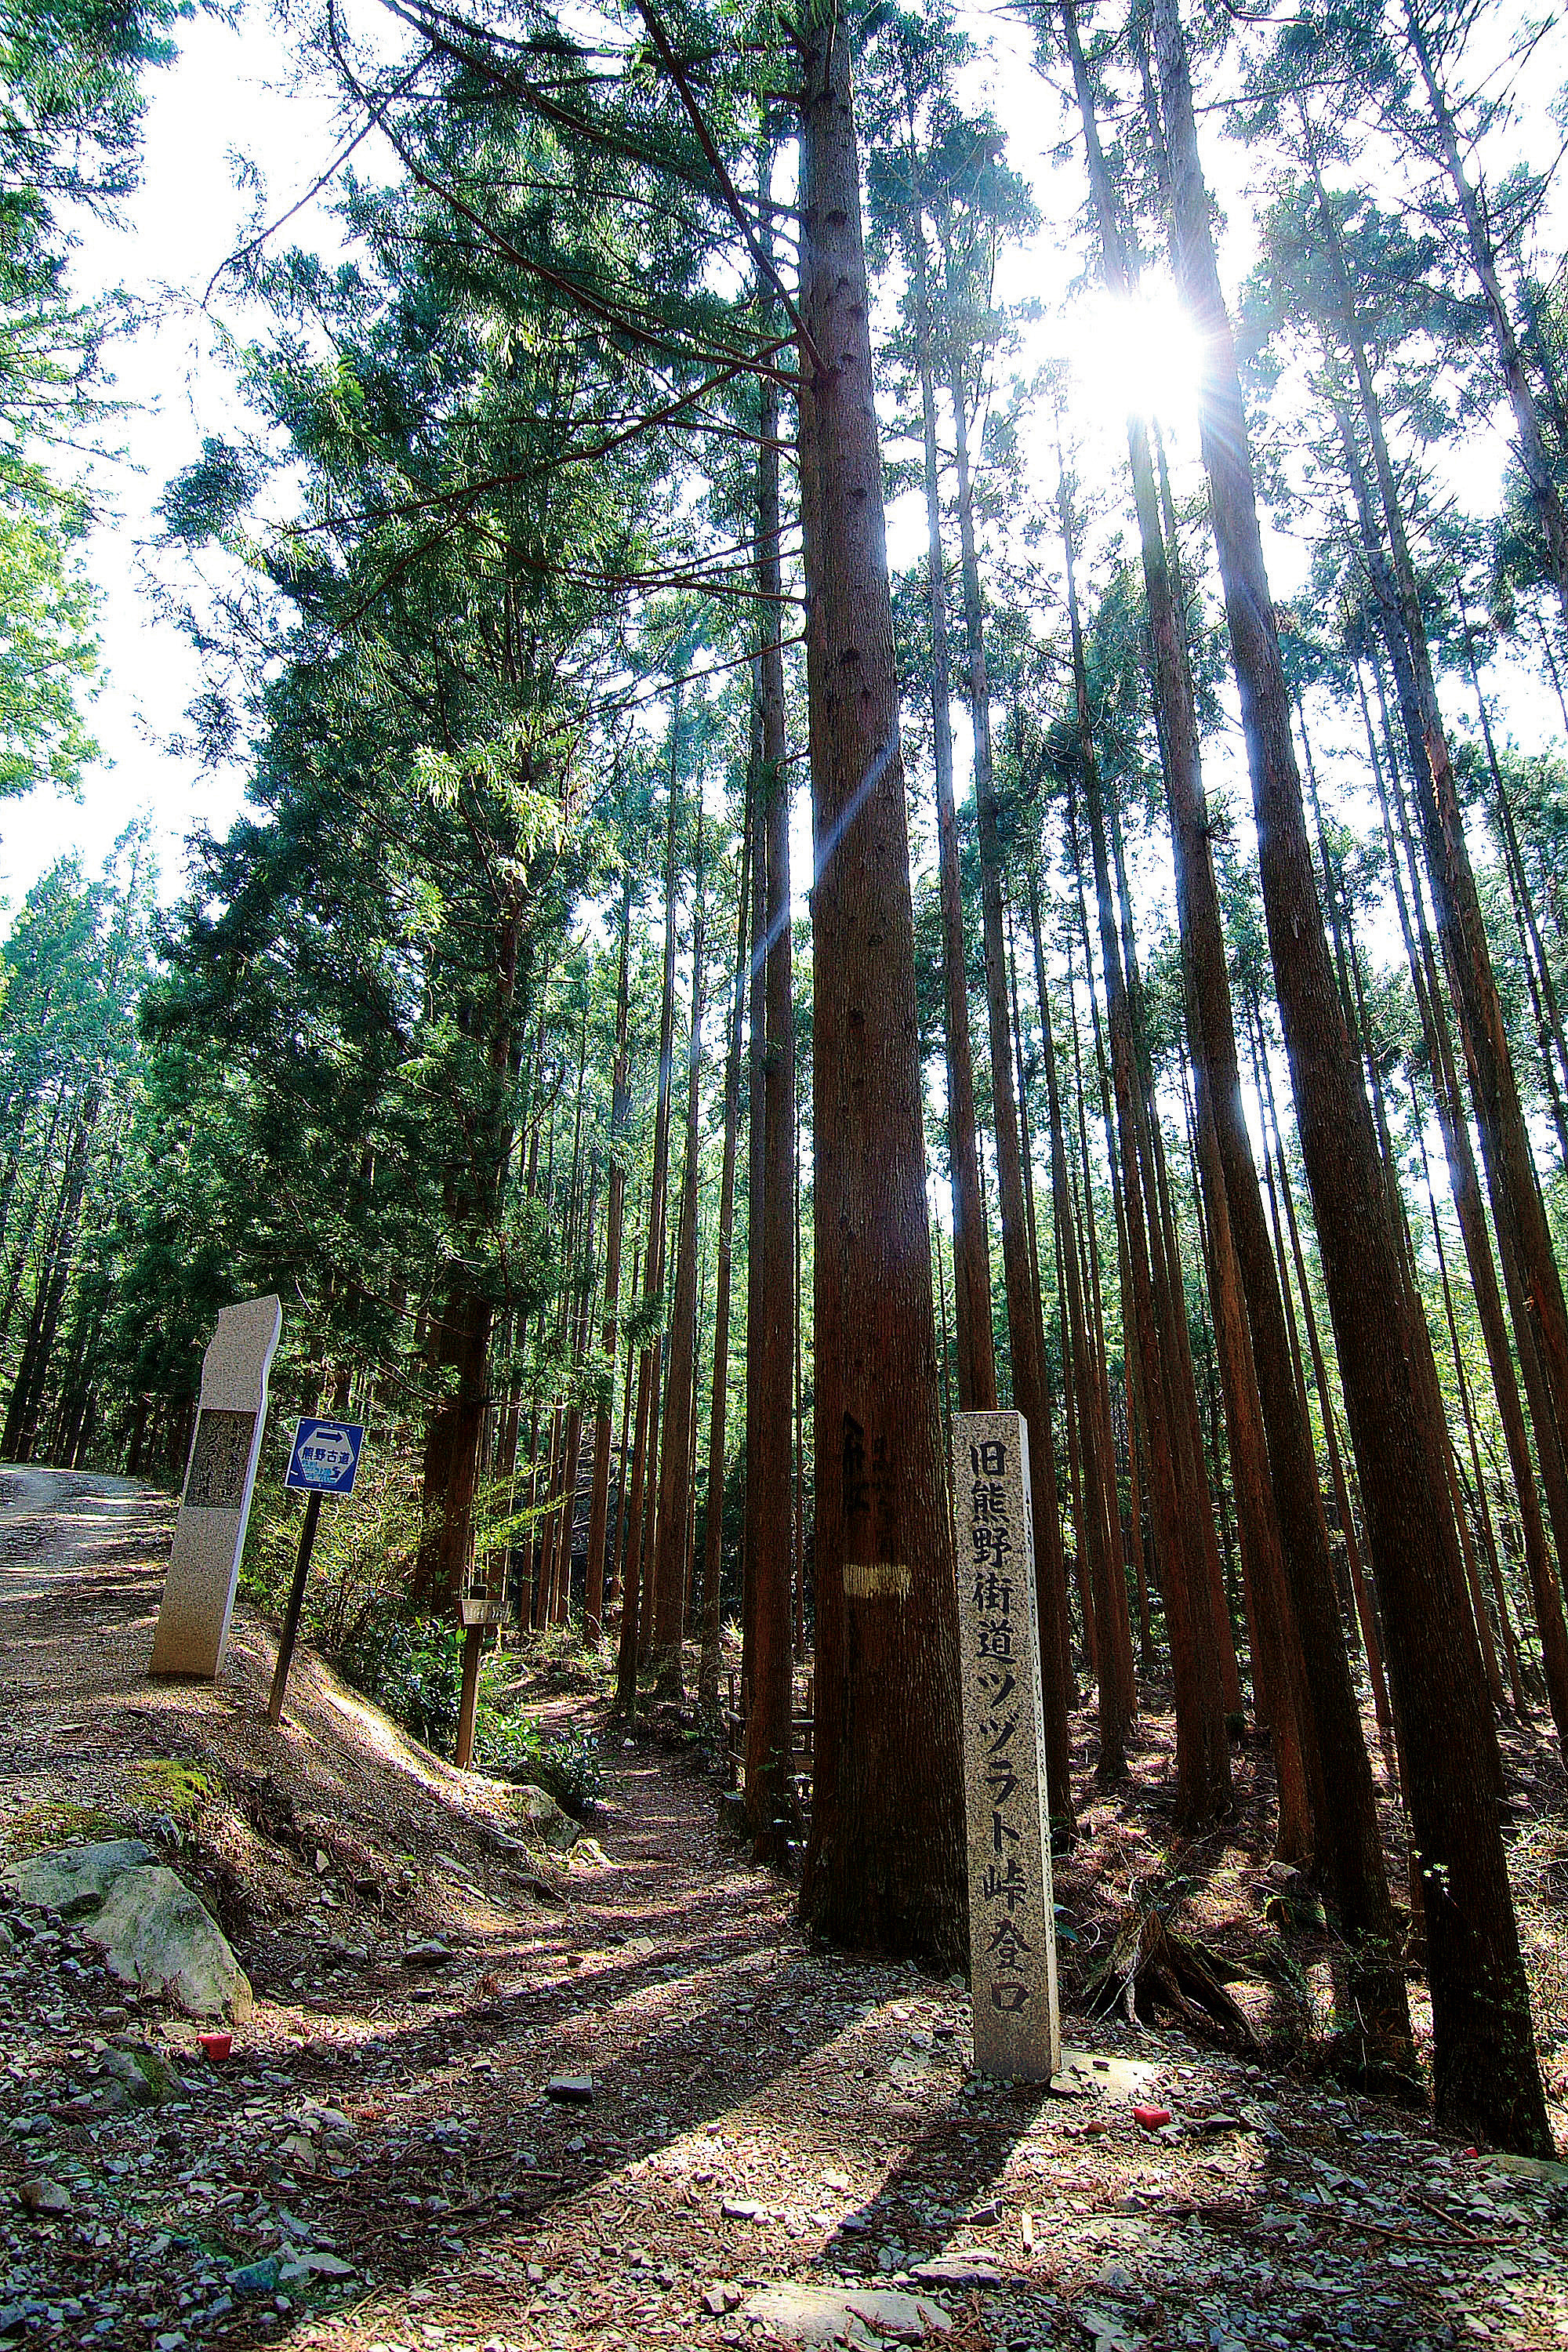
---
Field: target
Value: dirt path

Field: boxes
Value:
[0,1469,1565,2352]
[0,1466,151,1606]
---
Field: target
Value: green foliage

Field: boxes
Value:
[337,1614,464,1755]
[240,1448,424,1654]
[0,826,158,1461]
[0,470,98,797]
[474,1698,606,1813]
[125,1758,212,1819]
[5,1798,117,1850]
[0,0,181,800]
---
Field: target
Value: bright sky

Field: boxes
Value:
[2,0,1564,950]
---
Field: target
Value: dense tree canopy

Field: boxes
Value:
[6,0,1568,2152]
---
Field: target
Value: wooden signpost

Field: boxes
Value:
[454,1578,507,1769]
[951,1407,1062,2080]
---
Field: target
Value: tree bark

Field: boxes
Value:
[1312,148,1568,1589]
[1402,2,1568,618]
[615,711,681,1718]
[951,339,1076,1830]
[911,232,993,1414]
[651,832,708,1693]
[1064,0,1404,1975]
[796,18,966,1961]
[745,353,798,1853]
[1062,470,1229,1824]
[584,881,632,1641]
[699,808,751,1726]
[1030,867,1132,1777]
[1360,635,1568,1747]
[1156,0,1546,2151]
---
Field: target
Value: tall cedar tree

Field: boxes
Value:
[1059,5,1406,2049]
[1150,0,1550,2154]
[797,11,966,1962]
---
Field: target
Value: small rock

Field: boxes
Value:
[741,2283,950,2346]
[546,2075,593,2104]
[229,2258,281,2297]
[721,2198,764,2221]
[912,2255,1003,2287]
[18,2177,70,2216]
[0,2305,24,2336]
[279,2252,354,2281]
[1075,2302,1144,2352]
[101,2046,183,2106]
[702,2283,743,2316]
[404,1940,452,1967]
[513,1787,582,1853]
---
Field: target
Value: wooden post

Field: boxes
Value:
[952,1408,1061,2080]
[455,1625,484,1769]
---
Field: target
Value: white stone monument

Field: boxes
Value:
[150,1294,283,1679]
[951,1406,1061,2078]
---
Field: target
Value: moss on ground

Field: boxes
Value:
[5,1799,120,1853]
[125,1758,214,1818]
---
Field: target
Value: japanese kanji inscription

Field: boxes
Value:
[150,1294,282,1680]
[951,1408,1062,2078]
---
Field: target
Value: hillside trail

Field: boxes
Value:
[0,1466,1564,2352]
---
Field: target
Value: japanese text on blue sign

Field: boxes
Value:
[285,1419,365,1497]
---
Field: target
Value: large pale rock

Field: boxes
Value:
[1485,2151,1568,2190]
[3,1840,154,1915]
[3,1841,252,2020]
[739,2284,951,2347]
[89,1866,252,2020]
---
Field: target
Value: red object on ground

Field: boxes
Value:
[198,2031,233,2063]
[1132,2103,1171,2130]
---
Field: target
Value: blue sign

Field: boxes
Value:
[285,1419,365,1496]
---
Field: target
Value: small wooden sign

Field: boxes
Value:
[459,1594,508,1628]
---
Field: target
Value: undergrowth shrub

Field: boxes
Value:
[241,1445,423,1654]
[475,1691,605,1816]
[337,1616,463,1755]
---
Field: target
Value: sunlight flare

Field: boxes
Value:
[1069,275,1206,427]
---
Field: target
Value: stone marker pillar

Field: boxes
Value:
[151,1295,283,1680]
[952,1407,1061,2078]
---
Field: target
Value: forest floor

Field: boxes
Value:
[2,1468,1567,2352]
